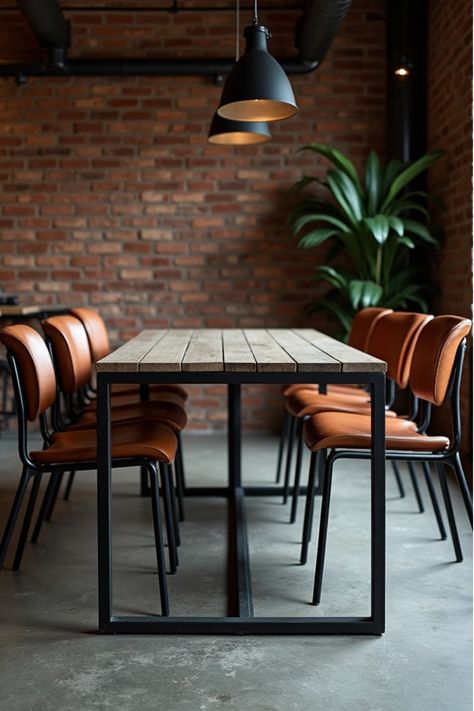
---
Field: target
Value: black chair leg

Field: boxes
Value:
[391,461,405,498]
[12,473,42,570]
[300,451,318,565]
[173,461,185,523]
[148,462,170,616]
[407,461,424,513]
[0,465,32,569]
[44,471,64,521]
[31,472,58,543]
[312,454,335,606]
[63,471,76,501]
[159,462,178,573]
[290,419,304,523]
[421,461,447,540]
[282,415,296,504]
[176,431,187,491]
[450,452,473,526]
[167,463,181,548]
[275,410,290,484]
[437,465,463,562]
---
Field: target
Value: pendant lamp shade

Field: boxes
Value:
[208,112,271,145]
[217,23,298,122]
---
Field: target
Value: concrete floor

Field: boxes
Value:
[0,432,472,711]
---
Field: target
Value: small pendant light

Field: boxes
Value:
[208,0,272,145]
[216,0,298,123]
[208,112,271,144]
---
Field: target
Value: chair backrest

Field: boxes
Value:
[0,325,56,421]
[348,307,393,351]
[366,311,433,388]
[70,307,110,362]
[42,315,92,395]
[409,315,472,405]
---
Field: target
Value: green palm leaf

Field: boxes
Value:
[380,151,442,210]
[363,215,390,244]
[365,150,382,214]
[402,218,439,245]
[348,280,383,309]
[327,169,364,221]
[300,143,362,192]
[292,213,351,235]
[298,228,341,249]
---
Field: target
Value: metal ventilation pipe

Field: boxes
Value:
[297,0,353,64]
[16,0,69,67]
[1,0,351,80]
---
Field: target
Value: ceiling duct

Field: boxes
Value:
[297,0,353,64]
[16,0,69,68]
[0,0,352,81]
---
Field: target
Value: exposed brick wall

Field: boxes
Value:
[427,0,473,470]
[1,0,386,431]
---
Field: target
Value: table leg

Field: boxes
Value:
[97,376,113,632]
[370,372,386,633]
[227,384,253,617]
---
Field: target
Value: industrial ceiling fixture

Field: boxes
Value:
[216,0,298,122]
[208,0,271,145]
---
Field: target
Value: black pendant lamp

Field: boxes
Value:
[208,0,272,145]
[208,112,271,145]
[217,0,298,123]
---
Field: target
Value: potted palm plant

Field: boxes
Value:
[289,143,442,338]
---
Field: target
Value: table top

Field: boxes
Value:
[97,328,386,374]
[0,304,71,317]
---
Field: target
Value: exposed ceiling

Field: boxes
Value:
[0,0,353,83]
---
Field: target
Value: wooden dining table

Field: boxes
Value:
[96,328,386,635]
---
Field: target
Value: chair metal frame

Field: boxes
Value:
[307,338,472,606]
[0,350,173,617]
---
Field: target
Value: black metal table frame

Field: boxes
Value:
[97,370,386,635]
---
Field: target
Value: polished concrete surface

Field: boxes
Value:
[0,432,472,711]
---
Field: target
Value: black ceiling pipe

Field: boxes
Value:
[16,0,69,68]
[0,57,318,80]
[297,0,353,63]
[3,0,351,80]
[386,0,427,161]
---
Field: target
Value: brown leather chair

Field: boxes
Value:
[36,315,185,560]
[0,324,177,616]
[303,315,472,605]
[71,307,188,403]
[285,312,432,524]
[275,307,393,490]
[71,307,188,505]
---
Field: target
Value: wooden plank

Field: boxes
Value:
[244,329,296,372]
[96,330,165,372]
[140,329,193,372]
[182,329,224,372]
[0,305,41,316]
[222,329,256,372]
[294,329,386,372]
[267,329,341,372]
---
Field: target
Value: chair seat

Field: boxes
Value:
[285,388,372,417]
[84,389,186,411]
[282,383,368,398]
[31,421,178,465]
[70,400,187,432]
[297,398,397,419]
[304,412,450,452]
[111,383,188,400]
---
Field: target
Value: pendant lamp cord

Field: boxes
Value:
[235,0,240,60]
[252,0,259,24]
